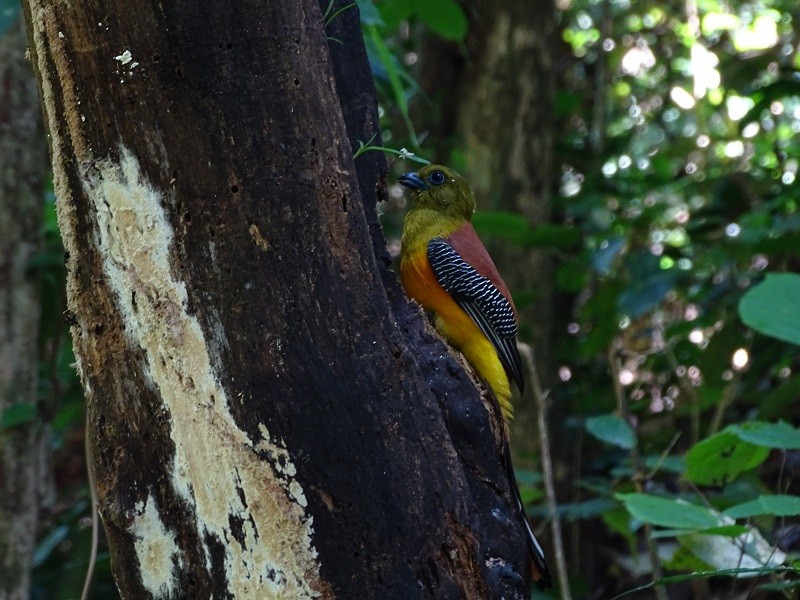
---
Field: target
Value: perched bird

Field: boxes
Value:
[399,164,551,589]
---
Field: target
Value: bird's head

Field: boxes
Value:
[399,164,476,220]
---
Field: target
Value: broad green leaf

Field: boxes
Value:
[729,421,800,450]
[411,0,468,41]
[684,431,769,486]
[585,414,635,449]
[0,403,37,432]
[616,493,720,530]
[739,273,800,345]
[723,495,800,519]
[377,0,414,28]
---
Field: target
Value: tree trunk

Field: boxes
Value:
[0,16,49,600]
[22,0,533,597]
[417,0,558,458]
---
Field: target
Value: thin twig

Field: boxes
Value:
[80,422,99,600]
[518,342,572,600]
[608,344,668,600]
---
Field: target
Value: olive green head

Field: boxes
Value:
[399,164,476,220]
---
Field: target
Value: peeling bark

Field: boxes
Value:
[21,0,532,598]
[0,16,49,600]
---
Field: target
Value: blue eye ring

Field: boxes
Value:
[429,170,446,185]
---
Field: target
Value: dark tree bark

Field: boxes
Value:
[417,0,558,459]
[0,16,50,600]
[22,0,533,597]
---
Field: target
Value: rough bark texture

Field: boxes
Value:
[22,0,532,598]
[0,15,49,600]
[417,0,558,456]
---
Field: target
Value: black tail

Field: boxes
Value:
[503,440,552,589]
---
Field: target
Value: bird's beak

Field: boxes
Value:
[399,172,428,191]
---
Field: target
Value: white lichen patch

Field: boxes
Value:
[130,495,182,597]
[85,147,322,598]
[114,49,133,65]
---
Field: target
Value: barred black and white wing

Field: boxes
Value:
[427,238,524,393]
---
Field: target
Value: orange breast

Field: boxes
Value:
[399,249,482,348]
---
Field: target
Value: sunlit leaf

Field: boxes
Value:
[679,524,787,575]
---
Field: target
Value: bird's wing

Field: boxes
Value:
[427,236,524,393]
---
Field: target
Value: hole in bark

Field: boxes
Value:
[106,122,112,128]
[226,42,233,49]
[208,226,216,238]
[311,137,316,147]
[175,66,183,78]
[152,54,160,62]
[184,211,191,222]
[131,291,137,312]
[210,394,215,404]
[341,194,347,212]
[293,78,299,86]
[230,185,239,193]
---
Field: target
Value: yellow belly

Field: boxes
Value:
[400,251,513,419]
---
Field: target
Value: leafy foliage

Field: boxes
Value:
[369,0,800,595]
[10,0,800,597]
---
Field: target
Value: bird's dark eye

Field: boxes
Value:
[429,170,446,185]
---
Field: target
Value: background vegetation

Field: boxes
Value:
[4,0,799,597]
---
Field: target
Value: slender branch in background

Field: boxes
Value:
[518,342,572,600]
[80,433,98,600]
[664,345,700,446]
[608,343,668,600]
[707,379,737,438]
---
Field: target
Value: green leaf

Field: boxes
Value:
[585,414,635,449]
[616,493,720,530]
[0,403,37,433]
[739,273,800,345]
[411,0,468,41]
[377,0,414,28]
[724,495,800,519]
[729,421,800,450]
[684,431,770,486]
